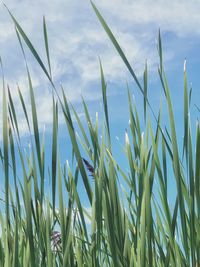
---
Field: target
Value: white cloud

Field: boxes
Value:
[0,0,199,138]
[97,0,200,36]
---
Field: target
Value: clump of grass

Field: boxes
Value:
[0,2,200,266]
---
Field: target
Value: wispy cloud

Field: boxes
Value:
[97,0,200,36]
[0,0,199,138]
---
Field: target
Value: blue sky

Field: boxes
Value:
[0,0,199,133]
[0,0,200,208]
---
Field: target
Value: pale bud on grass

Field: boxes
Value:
[125,130,130,145]
[184,58,187,72]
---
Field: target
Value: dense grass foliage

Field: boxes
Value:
[0,2,200,266]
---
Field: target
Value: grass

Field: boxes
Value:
[0,2,200,266]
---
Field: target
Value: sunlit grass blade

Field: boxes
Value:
[5,6,52,84]
[99,60,110,145]
[158,29,163,76]
[17,86,31,132]
[143,61,148,123]
[2,76,10,232]
[43,16,52,78]
[12,215,19,267]
[27,70,44,193]
[52,97,58,213]
[62,90,93,204]
[91,1,144,95]
[71,105,92,158]
[195,123,200,217]
[7,86,20,138]
[82,97,100,163]
[18,148,35,266]
[183,59,189,163]
[159,69,189,260]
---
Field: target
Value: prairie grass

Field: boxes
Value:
[0,2,200,266]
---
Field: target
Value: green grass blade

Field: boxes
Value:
[91,1,144,95]
[5,6,52,84]
[43,16,52,78]
[143,61,148,123]
[99,60,110,144]
[62,90,93,204]
[52,97,58,213]
[2,80,10,230]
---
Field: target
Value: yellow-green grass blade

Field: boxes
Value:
[12,215,19,267]
[58,158,67,256]
[27,70,44,191]
[108,158,125,264]
[71,104,92,159]
[62,90,93,204]
[52,97,58,214]
[7,87,19,138]
[70,170,89,244]
[6,6,52,85]
[2,81,10,232]
[127,88,140,158]
[162,72,189,261]
[8,120,21,215]
[43,16,52,78]
[158,29,163,75]
[138,184,146,267]
[16,26,44,191]
[103,188,122,267]
[188,125,196,265]
[82,97,100,163]
[45,202,53,267]
[99,60,111,145]
[30,146,41,222]
[162,136,167,189]
[143,61,148,123]
[183,62,189,163]
[18,148,35,265]
[63,164,74,246]
[91,1,143,95]
[195,123,200,217]
[17,86,31,132]
[124,130,137,199]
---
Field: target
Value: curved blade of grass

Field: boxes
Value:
[91,1,143,95]
[5,5,52,84]
[43,16,52,78]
